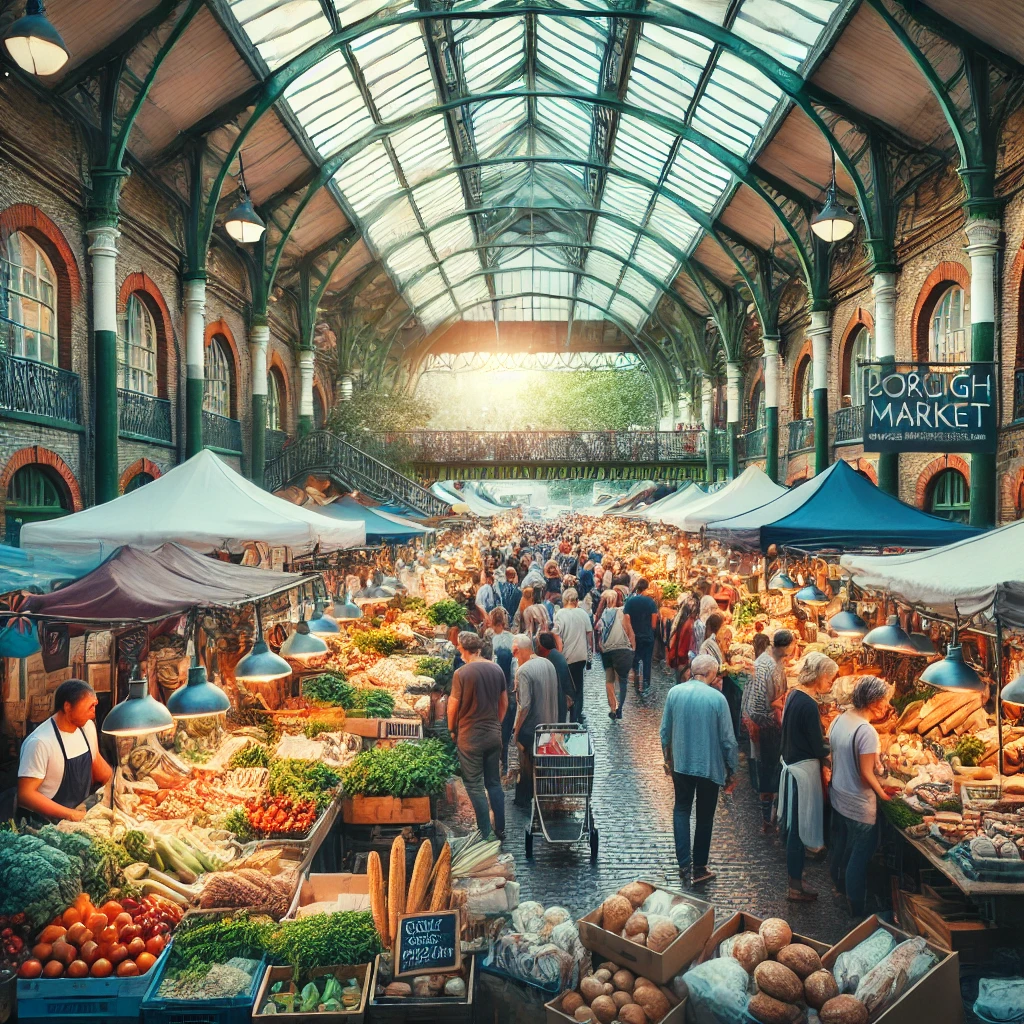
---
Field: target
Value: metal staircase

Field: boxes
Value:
[264,429,452,518]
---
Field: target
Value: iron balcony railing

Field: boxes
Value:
[118,388,172,443]
[264,430,451,518]
[788,417,815,453]
[833,404,864,445]
[265,428,288,461]
[373,429,710,464]
[738,426,767,460]
[1014,369,1024,423]
[0,353,80,427]
[202,409,243,453]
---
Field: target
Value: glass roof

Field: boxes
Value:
[226,0,843,335]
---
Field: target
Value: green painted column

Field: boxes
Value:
[809,309,831,476]
[965,216,1000,528]
[87,222,120,503]
[183,275,206,457]
[297,347,314,437]
[763,335,780,483]
[872,272,899,495]
[249,322,269,484]
[701,377,714,483]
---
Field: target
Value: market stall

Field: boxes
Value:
[658,466,786,533]
[309,497,434,544]
[627,481,705,523]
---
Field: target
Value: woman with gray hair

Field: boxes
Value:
[828,675,892,916]
[778,651,838,902]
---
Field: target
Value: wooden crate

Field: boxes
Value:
[342,796,431,824]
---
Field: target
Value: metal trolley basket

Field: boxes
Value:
[525,723,598,861]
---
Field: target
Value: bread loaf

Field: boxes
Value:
[646,920,679,953]
[618,882,657,908]
[776,943,823,979]
[601,895,632,935]
[820,994,869,1024]
[748,992,802,1024]
[804,969,840,1009]
[759,919,793,956]
[732,932,768,973]
[590,994,617,1024]
[753,961,803,1004]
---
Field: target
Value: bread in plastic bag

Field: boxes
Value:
[641,890,675,917]
[833,927,896,993]
[854,937,935,1018]
[539,906,571,939]
[974,978,1024,1022]
[683,956,752,1024]
[669,899,702,933]
[512,901,544,934]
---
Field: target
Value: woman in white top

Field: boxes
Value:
[595,590,635,720]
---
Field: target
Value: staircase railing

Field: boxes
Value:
[264,429,451,518]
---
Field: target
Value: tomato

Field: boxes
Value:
[126,937,146,958]
[39,925,65,944]
[66,960,89,979]
[66,922,89,946]
[99,902,123,923]
[50,939,76,966]
[113,913,133,932]
[31,943,52,962]
[18,959,42,979]
[61,908,82,929]
[90,958,112,978]
[116,960,140,977]
[79,940,100,966]
[136,952,156,974]
[119,924,141,943]
[86,912,108,933]
[42,961,64,978]
[99,926,118,945]
[144,935,165,957]
[153,923,170,936]
[108,944,128,965]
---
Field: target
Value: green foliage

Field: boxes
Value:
[339,739,457,798]
[348,687,395,718]
[268,759,341,811]
[733,595,765,630]
[303,718,338,739]
[657,581,681,602]
[416,657,454,691]
[881,798,924,829]
[0,829,82,929]
[952,735,986,768]
[350,628,402,655]
[892,686,937,715]
[301,672,353,707]
[223,808,255,841]
[229,742,274,770]
[169,911,276,970]
[266,912,383,974]
[425,599,468,627]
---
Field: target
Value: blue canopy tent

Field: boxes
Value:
[0,544,102,595]
[312,496,433,542]
[706,459,981,553]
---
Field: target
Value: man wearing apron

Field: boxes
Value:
[14,679,112,825]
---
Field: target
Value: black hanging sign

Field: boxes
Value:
[863,362,997,454]
[393,910,461,977]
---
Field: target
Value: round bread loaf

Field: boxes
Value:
[753,961,803,1004]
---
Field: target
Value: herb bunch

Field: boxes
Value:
[339,739,457,798]
[425,599,467,627]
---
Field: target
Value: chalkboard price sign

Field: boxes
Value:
[394,910,461,977]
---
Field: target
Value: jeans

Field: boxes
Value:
[829,809,878,915]
[458,741,505,837]
[567,661,585,722]
[632,637,655,691]
[500,694,517,773]
[721,677,742,741]
[671,772,720,870]
[785,776,805,882]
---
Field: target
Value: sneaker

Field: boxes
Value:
[690,867,715,886]
[615,708,623,719]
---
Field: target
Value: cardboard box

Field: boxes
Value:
[253,963,370,1024]
[699,913,830,963]
[289,872,371,919]
[577,884,714,985]
[821,915,963,1024]
[545,990,686,1024]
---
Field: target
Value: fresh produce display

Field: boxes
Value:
[551,961,682,1023]
[0,912,31,974]
[350,628,403,656]
[367,837,450,948]
[258,970,362,1014]
[228,742,274,769]
[491,902,585,991]
[198,868,298,919]
[266,912,382,975]
[339,739,457,798]
[373,955,469,1002]
[240,795,320,838]
[415,656,454,691]
[424,599,468,627]
[879,798,924,829]
[267,758,341,810]
[347,686,396,718]
[302,672,354,707]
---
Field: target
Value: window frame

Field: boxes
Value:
[118,292,159,395]
[795,355,813,420]
[3,231,58,365]
[203,335,234,418]
[927,468,970,523]
[267,368,283,431]
[929,285,969,364]
[845,325,875,407]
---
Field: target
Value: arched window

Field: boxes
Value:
[929,285,969,363]
[267,370,283,431]
[795,356,813,419]
[118,293,158,395]
[203,335,233,417]
[928,468,970,523]
[846,326,875,406]
[3,231,57,364]
[4,464,70,546]
[124,471,155,492]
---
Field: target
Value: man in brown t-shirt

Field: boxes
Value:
[448,631,508,841]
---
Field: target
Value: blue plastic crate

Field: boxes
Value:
[141,949,266,1024]
[480,952,561,995]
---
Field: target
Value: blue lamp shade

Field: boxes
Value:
[102,678,174,737]
[909,632,937,656]
[796,584,830,607]
[768,572,799,592]
[2,0,69,76]
[829,609,869,637]
[235,638,292,683]
[1000,673,1024,705]
[167,665,231,718]
[279,621,328,661]
[330,592,363,620]
[862,614,918,654]
[307,603,340,635]
[919,644,986,693]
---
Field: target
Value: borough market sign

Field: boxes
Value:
[863,362,997,454]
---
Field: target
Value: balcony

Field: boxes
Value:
[833,404,864,446]
[738,426,767,461]
[118,388,173,445]
[788,417,815,453]
[202,409,243,454]
[265,428,288,461]
[0,354,81,430]
[1014,369,1024,423]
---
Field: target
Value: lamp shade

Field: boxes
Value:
[796,584,830,607]
[768,571,798,592]
[307,602,340,635]
[811,191,856,242]
[235,638,292,683]
[279,621,328,661]
[102,678,174,737]
[862,614,917,654]
[1000,672,1024,706]
[224,196,265,243]
[909,632,937,656]
[167,665,231,718]
[330,592,363,619]
[3,0,69,76]
[920,644,986,693]
[829,609,869,637]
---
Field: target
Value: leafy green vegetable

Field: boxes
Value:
[733,595,765,630]
[301,675,393,717]
[266,912,382,974]
[0,829,82,929]
[302,672,353,707]
[303,718,338,739]
[229,742,274,769]
[169,911,276,970]
[952,735,986,768]
[350,628,402,655]
[268,759,341,810]
[223,808,255,841]
[892,686,937,715]
[656,581,681,601]
[348,687,395,718]
[425,599,468,628]
[416,657,454,691]
[881,797,924,829]
[340,739,457,798]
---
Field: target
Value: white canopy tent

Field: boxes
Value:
[841,519,1024,626]
[659,466,787,533]
[20,449,366,558]
[632,482,707,523]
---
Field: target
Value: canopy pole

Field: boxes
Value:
[996,617,1005,780]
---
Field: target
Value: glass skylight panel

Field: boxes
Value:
[619,268,658,310]
[610,116,675,188]
[385,236,434,284]
[535,16,606,92]
[284,53,372,159]
[577,278,613,309]
[407,269,447,308]
[655,0,732,25]
[453,277,490,310]
[494,269,527,297]
[664,141,731,212]
[333,0,393,29]
[601,177,654,225]
[413,173,467,227]
[533,296,570,320]
[533,268,573,298]
[591,219,635,258]
[459,17,525,94]
[228,0,333,71]
[692,52,782,155]
[351,22,436,122]
[610,293,647,329]
[443,251,483,287]
[625,26,711,117]
[633,233,679,280]
[420,293,457,331]
[463,302,493,321]
[390,117,453,187]
[649,195,700,253]
[429,218,475,261]
[573,302,603,321]
[585,249,625,285]
[365,197,420,254]
[471,98,528,159]
[333,142,401,220]
[497,297,526,321]
[536,97,592,161]
[733,0,838,70]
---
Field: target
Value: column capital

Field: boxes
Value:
[183,277,207,313]
[86,224,120,258]
[808,308,831,337]
[298,348,315,369]
[871,271,897,300]
[249,324,270,346]
[964,217,1001,258]
[762,334,780,356]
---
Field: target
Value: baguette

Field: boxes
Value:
[405,839,434,915]
[940,698,983,735]
[367,851,389,947]
[919,692,977,734]
[388,836,406,943]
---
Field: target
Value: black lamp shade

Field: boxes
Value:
[224,196,265,243]
[811,191,856,242]
[3,1,69,76]
[862,614,917,654]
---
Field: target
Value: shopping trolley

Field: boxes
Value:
[524,723,598,861]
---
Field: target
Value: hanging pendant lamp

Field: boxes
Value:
[167,664,231,718]
[235,605,292,683]
[920,615,985,693]
[223,154,265,243]
[862,614,917,654]
[102,674,174,737]
[829,608,869,637]
[796,583,830,607]
[280,612,328,662]
[307,599,340,635]
[811,151,856,242]
[2,0,69,76]
[330,589,363,620]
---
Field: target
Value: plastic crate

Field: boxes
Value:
[17,944,170,1024]
[480,952,560,995]
[381,719,423,740]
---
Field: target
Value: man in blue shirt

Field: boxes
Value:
[624,578,659,696]
[660,654,738,886]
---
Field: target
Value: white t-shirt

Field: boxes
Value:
[18,717,98,799]
[553,607,593,664]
